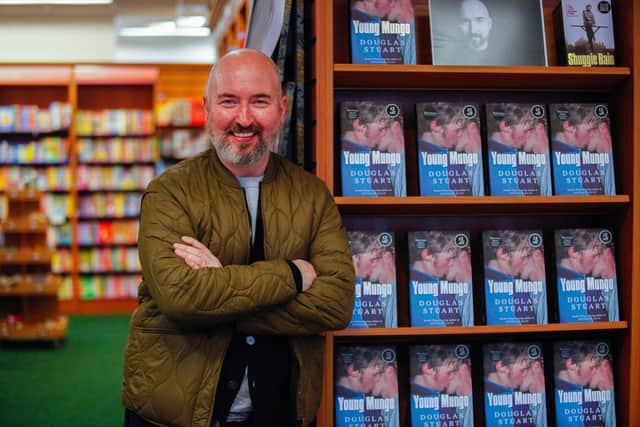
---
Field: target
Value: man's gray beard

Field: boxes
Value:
[209,132,278,165]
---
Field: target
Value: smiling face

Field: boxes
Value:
[204,49,285,174]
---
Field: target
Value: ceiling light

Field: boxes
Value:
[0,0,112,4]
[176,15,208,28]
[119,25,210,38]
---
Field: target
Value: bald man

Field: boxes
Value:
[122,49,355,427]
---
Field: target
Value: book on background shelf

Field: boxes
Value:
[335,345,399,427]
[409,344,474,427]
[347,231,397,328]
[429,0,547,66]
[349,0,416,64]
[408,231,474,327]
[416,102,484,196]
[485,103,552,196]
[339,101,406,197]
[553,340,616,427]
[554,228,619,323]
[245,0,286,57]
[483,230,548,325]
[549,103,616,195]
[554,0,615,67]
[483,342,547,427]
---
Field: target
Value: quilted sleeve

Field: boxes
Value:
[236,183,355,335]
[138,177,298,326]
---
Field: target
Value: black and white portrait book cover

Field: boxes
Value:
[429,0,548,66]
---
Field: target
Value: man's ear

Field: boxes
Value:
[347,364,360,378]
[429,120,441,133]
[280,95,287,125]
[202,96,209,117]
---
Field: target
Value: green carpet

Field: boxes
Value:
[0,315,131,427]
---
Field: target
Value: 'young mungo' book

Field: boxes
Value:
[349,0,416,64]
[410,344,474,427]
[335,345,400,427]
[347,230,398,328]
[408,231,474,327]
[553,340,616,427]
[340,101,407,197]
[484,342,547,427]
[554,0,615,67]
[416,102,484,196]
[483,230,548,325]
[428,0,547,66]
[549,103,616,195]
[485,103,552,196]
[554,228,619,323]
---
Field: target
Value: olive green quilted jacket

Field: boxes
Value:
[122,149,355,426]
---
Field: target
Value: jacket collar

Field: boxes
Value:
[208,148,279,187]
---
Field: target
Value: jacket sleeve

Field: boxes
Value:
[235,185,355,335]
[138,178,298,326]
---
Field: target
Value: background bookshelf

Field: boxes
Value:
[312,0,639,426]
[0,63,212,315]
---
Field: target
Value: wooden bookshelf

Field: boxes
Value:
[0,63,211,314]
[312,0,639,426]
[0,191,68,345]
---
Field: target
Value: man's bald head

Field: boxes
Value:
[206,48,282,99]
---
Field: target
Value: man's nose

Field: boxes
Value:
[236,104,253,127]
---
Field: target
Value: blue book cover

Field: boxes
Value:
[340,101,406,197]
[554,229,619,323]
[483,230,548,325]
[408,231,474,327]
[347,231,398,328]
[409,344,474,427]
[485,103,552,196]
[549,103,616,195]
[416,103,484,196]
[553,340,616,427]
[483,342,547,427]
[335,345,400,427]
[349,0,416,64]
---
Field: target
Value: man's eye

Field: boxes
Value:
[220,99,236,106]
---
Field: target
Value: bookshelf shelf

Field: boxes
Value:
[332,321,629,341]
[336,195,629,215]
[0,249,53,264]
[334,64,631,91]
[0,316,68,341]
[0,277,61,296]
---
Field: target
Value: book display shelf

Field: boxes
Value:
[0,190,68,345]
[0,64,211,315]
[311,0,638,425]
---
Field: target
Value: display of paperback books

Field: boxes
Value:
[349,0,416,64]
[429,0,547,66]
[483,342,547,427]
[549,103,616,195]
[553,340,616,427]
[485,103,552,196]
[335,345,399,427]
[483,230,548,325]
[554,0,615,66]
[416,102,484,196]
[554,228,619,323]
[408,231,474,327]
[409,344,474,427]
[340,101,406,197]
[347,231,398,328]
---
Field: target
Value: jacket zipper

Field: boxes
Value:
[206,183,255,427]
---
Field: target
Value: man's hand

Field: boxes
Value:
[292,259,317,291]
[173,236,223,269]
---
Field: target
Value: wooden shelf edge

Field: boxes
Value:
[333,321,628,339]
[336,195,630,215]
[333,64,631,90]
[0,316,68,341]
[0,66,72,86]
[0,277,60,296]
